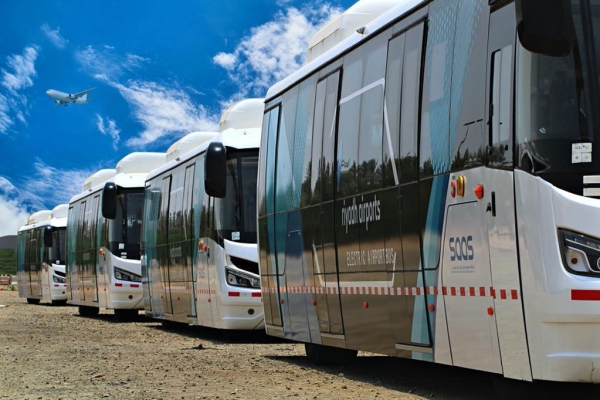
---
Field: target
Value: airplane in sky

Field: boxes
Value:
[46,88,95,106]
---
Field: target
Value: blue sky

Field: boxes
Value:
[0,0,354,236]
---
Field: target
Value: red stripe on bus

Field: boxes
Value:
[115,283,123,287]
[251,292,261,298]
[228,292,240,297]
[130,284,140,288]
[571,290,600,301]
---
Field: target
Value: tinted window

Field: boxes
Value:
[383,33,406,187]
[265,107,280,215]
[295,75,317,209]
[275,87,298,213]
[322,72,340,201]
[400,24,423,182]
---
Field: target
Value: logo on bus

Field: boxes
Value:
[449,236,474,261]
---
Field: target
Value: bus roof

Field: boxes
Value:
[26,210,52,225]
[50,204,68,228]
[83,169,116,191]
[146,99,264,181]
[266,0,425,100]
[166,132,219,163]
[306,0,400,63]
[70,152,166,204]
[18,205,68,232]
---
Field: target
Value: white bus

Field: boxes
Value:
[258,0,600,386]
[67,153,165,317]
[143,99,264,330]
[17,204,68,305]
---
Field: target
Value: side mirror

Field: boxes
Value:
[515,0,571,57]
[43,226,53,248]
[102,182,117,219]
[205,142,227,198]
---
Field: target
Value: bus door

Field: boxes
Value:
[159,176,174,316]
[167,168,188,323]
[193,161,214,325]
[78,202,87,302]
[178,164,196,323]
[483,3,531,380]
[316,70,345,336]
[91,195,100,302]
[28,230,41,298]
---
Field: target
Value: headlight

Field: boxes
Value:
[226,267,260,289]
[558,229,600,276]
[52,275,66,283]
[114,267,142,282]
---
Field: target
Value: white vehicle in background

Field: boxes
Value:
[66,153,165,318]
[17,204,69,305]
[142,99,264,330]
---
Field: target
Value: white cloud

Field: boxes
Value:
[1,46,39,93]
[213,3,341,99]
[106,80,219,148]
[0,162,98,235]
[0,46,39,134]
[74,45,148,81]
[212,52,237,71]
[19,160,96,211]
[79,46,217,148]
[0,94,13,133]
[96,114,121,149]
[41,23,68,49]
[0,177,29,236]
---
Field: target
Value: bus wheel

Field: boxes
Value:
[305,343,357,366]
[78,306,99,317]
[26,298,40,305]
[114,309,138,321]
[51,300,67,306]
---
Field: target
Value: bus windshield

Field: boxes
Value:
[51,228,66,264]
[108,191,143,259]
[216,149,258,244]
[517,0,600,190]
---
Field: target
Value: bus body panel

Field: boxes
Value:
[516,170,600,383]
[143,122,264,330]
[17,212,68,304]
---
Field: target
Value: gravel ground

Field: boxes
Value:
[1,290,597,400]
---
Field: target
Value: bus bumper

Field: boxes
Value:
[110,283,144,310]
[49,283,67,301]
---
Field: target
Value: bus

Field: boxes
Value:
[143,99,264,330]
[67,153,166,317]
[257,0,600,385]
[17,204,68,305]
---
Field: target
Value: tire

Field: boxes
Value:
[51,300,67,306]
[26,298,40,305]
[78,305,99,317]
[305,343,357,366]
[114,309,138,321]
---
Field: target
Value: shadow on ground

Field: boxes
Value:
[265,353,600,400]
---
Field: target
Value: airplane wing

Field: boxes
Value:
[71,88,95,99]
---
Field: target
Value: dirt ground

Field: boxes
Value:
[1,290,598,400]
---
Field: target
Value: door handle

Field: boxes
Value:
[487,191,496,217]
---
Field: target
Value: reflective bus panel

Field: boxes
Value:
[259,0,600,385]
[17,204,68,305]
[67,154,166,318]
[142,99,265,330]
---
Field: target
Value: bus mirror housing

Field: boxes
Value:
[205,142,227,198]
[43,226,53,248]
[515,0,571,57]
[102,182,117,220]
